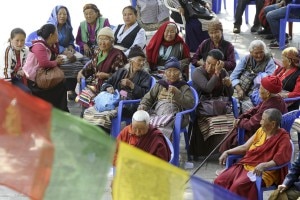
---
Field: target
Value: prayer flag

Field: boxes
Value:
[113,142,189,200]
[190,175,245,200]
[0,80,116,200]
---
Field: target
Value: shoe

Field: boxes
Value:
[233,26,241,34]
[270,39,277,44]
[264,34,275,40]
[250,25,260,33]
[216,169,226,176]
[268,40,289,49]
[257,28,271,35]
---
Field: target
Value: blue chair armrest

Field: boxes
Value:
[237,128,245,145]
[225,154,243,169]
[284,96,300,103]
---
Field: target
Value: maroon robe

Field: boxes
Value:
[214,128,292,200]
[219,95,287,152]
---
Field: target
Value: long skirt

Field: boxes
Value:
[83,106,117,130]
[214,164,259,200]
[189,114,235,156]
[28,80,68,112]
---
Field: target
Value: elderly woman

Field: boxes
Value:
[47,5,85,100]
[83,45,151,132]
[219,75,287,153]
[230,40,276,113]
[113,6,146,57]
[23,24,68,112]
[138,57,194,139]
[189,49,234,158]
[76,4,110,58]
[215,108,292,200]
[274,47,300,111]
[146,21,190,79]
[191,20,236,72]
[77,27,127,93]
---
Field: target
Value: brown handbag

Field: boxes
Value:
[35,67,64,89]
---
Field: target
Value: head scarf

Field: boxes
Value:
[47,5,72,30]
[146,21,190,68]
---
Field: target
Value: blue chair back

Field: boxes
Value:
[25,31,38,47]
[281,110,300,134]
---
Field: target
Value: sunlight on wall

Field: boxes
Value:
[0,0,129,45]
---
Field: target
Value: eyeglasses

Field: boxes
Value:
[98,38,111,42]
[165,69,180,75]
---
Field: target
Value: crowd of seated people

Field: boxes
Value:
[1,3,300,199]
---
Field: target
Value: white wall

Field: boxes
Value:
[0,0,129,45]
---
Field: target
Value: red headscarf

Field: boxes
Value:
[146,21,190,68]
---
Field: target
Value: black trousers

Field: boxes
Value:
[234,0,264,26]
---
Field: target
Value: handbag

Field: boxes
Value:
[198,96,231,116]
[35,67,64,89]
[183,0,214,20]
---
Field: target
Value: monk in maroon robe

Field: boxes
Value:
[214,108,292,200]
[113,110,171,166]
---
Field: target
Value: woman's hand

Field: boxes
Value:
[168,85,180,95]
[215,61,223,75]
[64,50,76,63]
[83,44,92,57]
[138,104,147,110]
[277,184,288,193]
[56,55,64,65]
[205,2,212,12]
[279,91,289,98]
[96,72,109,80]
[120,79,134,89]
[219,151,228,165]
[106,86,114,94]
[178,7,184,15]
[235,85,245,100]
[253,162,266,176]
[222,77,232,87]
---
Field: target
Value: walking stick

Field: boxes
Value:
[190,127,236,176]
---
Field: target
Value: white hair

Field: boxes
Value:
[132,110,150,124]
[248,40,268,54]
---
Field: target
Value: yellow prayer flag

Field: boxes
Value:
[113,142,189,200]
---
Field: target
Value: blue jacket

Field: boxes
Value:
[283,153,300,191]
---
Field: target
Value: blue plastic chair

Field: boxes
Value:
[25,30,38,47]
[237,109,300,146]
[171,84,199,166]
[164,135,175,164]
[233,0,256,24]
[279,0,300,50]
[226,140,294,200]
[110,76,157,138]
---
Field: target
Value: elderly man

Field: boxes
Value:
[215,108,292,200]
[113,110,171,166]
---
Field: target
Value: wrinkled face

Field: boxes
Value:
[205,55,219,74]
[250,46,265,63]
[122,8,137,26]
[84,8,98,24]
[130,56,145,72]
[10,33,26,51]
[132,120,149,136]
[97,36,113,51]
[259,85,270,101]
[163,25,177,42]
[57,8,68,25]
[208,29,222,44]
[165,67,181,83]
[260,113,274,133]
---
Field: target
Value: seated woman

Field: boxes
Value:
[168,0,218,52]
[76,4,110,58]
[275,47,300,111]
[113,110,171,166]
[47,5,85,100]
[146,21,190,79]
[138,57,194,139]
[22,24,68,112]
[215,108,292,200]
[230,40,276,113]
[189,49,234,158]
[83,45,151,132]
[219,75,287,153]
[0,28,29,92]
[113,6,146,57]
[77,27,128,95]
[191,20,236,73]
